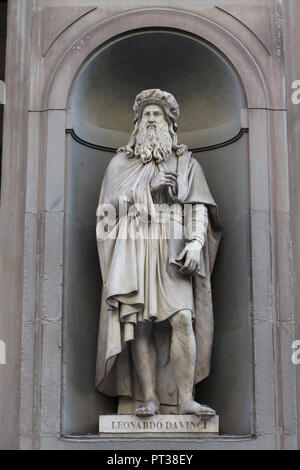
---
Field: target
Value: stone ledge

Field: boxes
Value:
[99,414,219,435]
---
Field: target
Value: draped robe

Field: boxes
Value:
[95,150,221,406]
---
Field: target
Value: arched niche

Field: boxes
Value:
[64,29,251,436]
[71,31,243,149]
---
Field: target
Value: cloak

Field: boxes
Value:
[95,150,221,406]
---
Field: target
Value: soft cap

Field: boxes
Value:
[133,89,180,131]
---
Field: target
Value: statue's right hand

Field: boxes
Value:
[150,170,177,194]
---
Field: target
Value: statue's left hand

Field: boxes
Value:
[178,241,202,275]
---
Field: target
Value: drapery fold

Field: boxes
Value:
[95,151,221,405]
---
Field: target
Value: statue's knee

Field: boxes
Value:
[170,309,192,330]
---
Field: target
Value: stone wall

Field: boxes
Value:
[0,0,299,450]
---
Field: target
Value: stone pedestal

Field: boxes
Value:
[99,414,219,438]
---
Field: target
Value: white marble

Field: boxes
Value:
[95,90,221,418]
[99,414,219,435]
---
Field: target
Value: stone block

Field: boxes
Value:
[99,414,219,437]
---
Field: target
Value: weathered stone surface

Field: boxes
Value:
[216,5,274,55]
[0,0,298,451]
[43,6,96,56]
[99,414,219,435]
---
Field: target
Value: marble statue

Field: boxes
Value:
[95,89,221,418]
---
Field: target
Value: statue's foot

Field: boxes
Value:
[179,399,216,417]
[135,399,159,417]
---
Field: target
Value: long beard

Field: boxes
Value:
[134,120,173,164]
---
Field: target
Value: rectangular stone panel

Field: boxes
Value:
[99,414,219,435]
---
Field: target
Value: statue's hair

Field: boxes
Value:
[117,118,188,158]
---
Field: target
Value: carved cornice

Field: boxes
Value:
[67,128,248,154]
[43,6,97,56]
[46,7,274,110]
[215,5,272,56]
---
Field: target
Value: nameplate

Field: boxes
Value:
[99,414,219,434]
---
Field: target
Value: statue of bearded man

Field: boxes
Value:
[95,89,221,417]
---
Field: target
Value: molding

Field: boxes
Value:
[45,7,271,110]
[190,128,248,152]
[67,128,248,154]
[215,6,272,56]
[67,129,116,153]
[43,6,97,57]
